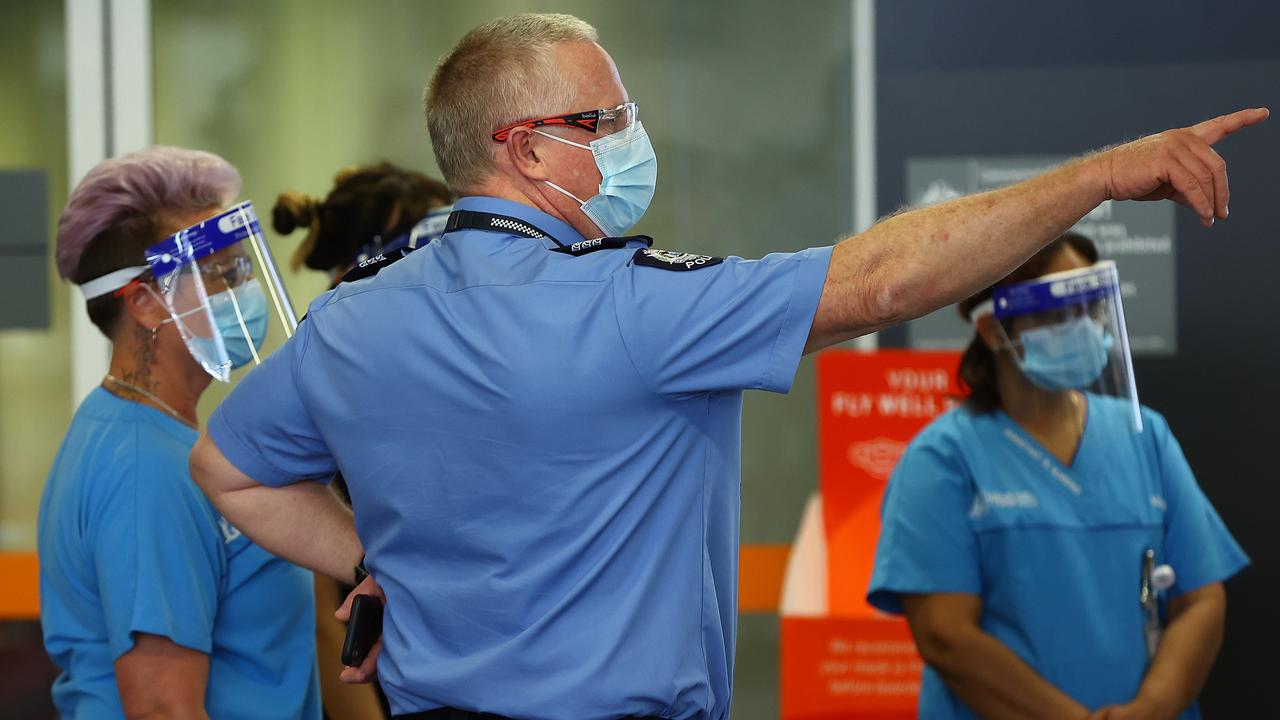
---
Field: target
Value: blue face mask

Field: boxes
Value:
[189,279,270,370]
[1015,316,1114,391]
[538,120,658,237]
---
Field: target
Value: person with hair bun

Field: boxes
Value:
[868,233,1247,719]
[38,146,321,719]
[273,162,454,286]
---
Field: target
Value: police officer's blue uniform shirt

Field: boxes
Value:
[867,396,1248,719]
[38,387,322,719]
[207,195,833,719]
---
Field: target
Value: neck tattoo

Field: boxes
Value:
[103,374,196,429]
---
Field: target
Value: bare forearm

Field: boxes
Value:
[866,156,1105,321]
[927,626,1089,720]
[809,155,1107,349]
[1134,586,1226,719]
[116,634,210,720]
[215,481,361,583]
[190,433,362,582]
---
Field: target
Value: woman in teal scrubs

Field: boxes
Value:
[867,232,1247,719]
[38,147,321,718]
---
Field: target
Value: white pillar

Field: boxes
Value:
[109,0,153,155]
[851,0,878,351]
[65,0,153,410]
[66,0,111,409]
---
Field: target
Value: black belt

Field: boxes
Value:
[394,710,506,720]
[395,710,663,720]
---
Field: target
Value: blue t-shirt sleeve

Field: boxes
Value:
[867,425,982,614]
[612,246,833,395]
[93,449,223,660]
[1150,412,1249,597]
[208,318,336,487]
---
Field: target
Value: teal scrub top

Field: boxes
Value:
[38,387,321,719]
[868,395,1247,719]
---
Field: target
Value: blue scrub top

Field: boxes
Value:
[38,387,321,719]
[208,195,832,719]
[867,395,1248,719]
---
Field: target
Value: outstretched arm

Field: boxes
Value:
[805,107,1269,352]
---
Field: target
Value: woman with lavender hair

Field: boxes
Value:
[37,146,321,719]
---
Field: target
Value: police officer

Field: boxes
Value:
[189,12,1266,720]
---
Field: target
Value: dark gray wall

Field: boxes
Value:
[876,2,1278,715]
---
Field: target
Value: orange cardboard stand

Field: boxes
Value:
[780,350,961,719]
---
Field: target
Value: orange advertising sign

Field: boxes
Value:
[781,349,960,719]
[782,615,924,720]
[818,350,962,615]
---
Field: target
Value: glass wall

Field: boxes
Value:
[0,2,69,715]
[153,1,854,715]
[0,0,70,551]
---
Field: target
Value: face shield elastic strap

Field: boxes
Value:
[967,298,1022,351]
[968,299,995,323]
[77,265,151,300]
[967,300,1025,356]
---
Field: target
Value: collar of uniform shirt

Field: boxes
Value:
[451,195,587,251]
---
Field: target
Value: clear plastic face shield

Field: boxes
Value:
[142,201,298,382]
[972,260,1142,432]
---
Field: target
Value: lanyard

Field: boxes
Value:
[442,209,652,257]
[341,209,654,287]
[443,209,561,246]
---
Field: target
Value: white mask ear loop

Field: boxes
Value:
[968,299,995,323]
[533,128,593,151]
[543,180,589,205]
[532,129,596,210]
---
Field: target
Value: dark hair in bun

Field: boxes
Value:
[272,190,318,236]
[277,162,453,274]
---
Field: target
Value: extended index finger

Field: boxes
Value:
[1190,107,1269,145]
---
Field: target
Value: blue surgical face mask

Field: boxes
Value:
[1014,316,1114,391]
[187,279,270,371]
[537,120,658,237]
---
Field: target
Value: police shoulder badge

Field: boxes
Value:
[632,248,724,271]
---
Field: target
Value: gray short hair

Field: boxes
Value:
[425,13,598,192]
